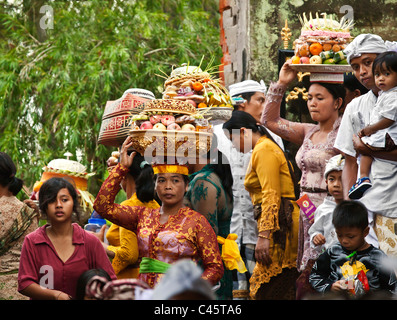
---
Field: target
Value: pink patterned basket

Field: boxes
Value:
[98,92,152,147]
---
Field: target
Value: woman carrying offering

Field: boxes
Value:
[94,136,224,289]
[261,61,345,273]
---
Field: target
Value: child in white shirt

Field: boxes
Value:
[309,155,345,253]
[296,155,345,299]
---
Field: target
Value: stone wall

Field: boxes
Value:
[220,0,250,86]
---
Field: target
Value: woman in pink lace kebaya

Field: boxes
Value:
[261,61,345,279]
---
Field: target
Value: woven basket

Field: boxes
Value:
[98,114,132,147]
[103,93,147,119]
[98,93,149,147]
[129,129,213,159]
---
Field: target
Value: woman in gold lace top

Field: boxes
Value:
[223,112,299,300]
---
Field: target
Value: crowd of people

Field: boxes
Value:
[1,33,397,301]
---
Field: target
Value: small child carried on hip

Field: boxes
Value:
[349,51,397,200]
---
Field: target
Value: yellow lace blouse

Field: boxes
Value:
[244,135,299,298]
[106,193,159,279]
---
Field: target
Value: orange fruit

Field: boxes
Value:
[309,43,323,56]
[323,43,332,51]
[291,56,301,64]
[298,44,310,57]
[198,103,207,108]
[332,44,341,52]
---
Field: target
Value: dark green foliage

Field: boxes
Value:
[0,0,221,196]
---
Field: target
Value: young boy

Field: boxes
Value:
[309,155,344,253]
[296,155,344,300]
[309,201,396,297]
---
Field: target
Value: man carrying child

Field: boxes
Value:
[334,34,397,256]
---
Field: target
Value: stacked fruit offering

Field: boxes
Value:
[130,99,210,132]
[291,12,353,65]
[161,65,233,109]
[128,99,213,158]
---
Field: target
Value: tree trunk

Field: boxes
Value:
[23,0,48,43]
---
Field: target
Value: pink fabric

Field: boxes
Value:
[18,223,116,299]
[295,118,341,191]
[300,30,351,38]
[262,82,341,271]
[295,118,341,270]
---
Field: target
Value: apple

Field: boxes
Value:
[181,123,196,131]
[149,115,161,125]
[299,57,310,64]
[153,123,166,130]
[167,123,181,130]
[185,99,197,108]
[161,115,175,126]
[140,121,153,130]
[310,55,322,64]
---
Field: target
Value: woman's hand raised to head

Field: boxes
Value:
[278,60,297,87]
[120,136,136,168]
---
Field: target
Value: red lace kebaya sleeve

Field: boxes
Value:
[261,82,314,146]
[195,214,224,285]
[93,163,144,232]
